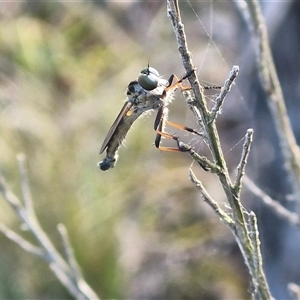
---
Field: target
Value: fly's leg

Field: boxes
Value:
[164,70,194,93]
[155,131,192,152]
[154,115,216,172]
[154,106,203,152]
[155,124,202,153]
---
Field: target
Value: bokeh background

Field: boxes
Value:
[0,1,300,299]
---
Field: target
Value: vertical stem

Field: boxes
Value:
[167,1,273,299]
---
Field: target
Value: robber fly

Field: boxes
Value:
[98,66,198,171]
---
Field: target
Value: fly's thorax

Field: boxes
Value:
[135,85,167,113]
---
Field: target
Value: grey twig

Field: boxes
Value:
[176,138,221,173]
[167,0,209,128]
[57,223,83,281]
[234,129,254,195]
[248,212,270,299]
[17,154,34,214]
[0,158,99,300]
[189,169,235,229]
[243,175,300,228]
[209,66,239,123]
[0,223,45,258]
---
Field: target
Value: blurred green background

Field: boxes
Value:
[0,1,273,299]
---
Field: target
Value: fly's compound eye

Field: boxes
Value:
[138,67,160,91]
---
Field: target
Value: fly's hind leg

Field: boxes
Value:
[155,130,192,153]
[153,106,202,152]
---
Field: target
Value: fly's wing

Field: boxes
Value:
[99,101,133,154]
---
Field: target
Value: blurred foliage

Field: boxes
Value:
[0,1,251,299]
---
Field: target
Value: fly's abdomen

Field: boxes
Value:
[98,154,118,171]
[98,113,137,171]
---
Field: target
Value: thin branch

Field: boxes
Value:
[167,0,209,124]
[0,161,99,300]
[234,129,254,195]
[0,173,70,271]
[167,1,247,230]
[175,138,221,173]
[168,0,250,233]
[58,223,83,281]
[57,223,98,300]
[248,212,272,299]
[243,175,300,228]
[0,223,45,258]
[189,169,235,229]
[209,66,239,122]
[17,153,34,214]
[168,0,237,213]
[0,174,27,220]
[50,262,87,300]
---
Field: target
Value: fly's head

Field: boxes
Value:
[126,67,168,109]
[126,67,161,99]
[139,66,169,96]
[138,66,160,91]
[138,66,169,94]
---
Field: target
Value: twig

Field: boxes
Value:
[58,223,83,281]
[167,1,272,299]
[248,212,271,299]
[243,175,300,228]
[175,138,221,173]
[189,169,235,229]
[17,153,34,214]
[0,223,45,258]
[0,159,99,300]
[234,129,254,195]
[56,223,98,299]
[50,262,87,300]
[209,66,239,122]
[167,0,209,126]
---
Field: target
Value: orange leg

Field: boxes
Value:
[165,120,202,136]
[164,73,193,94]
[154,69,197,152]
[155,130,191,152]
[155,118,199,152]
